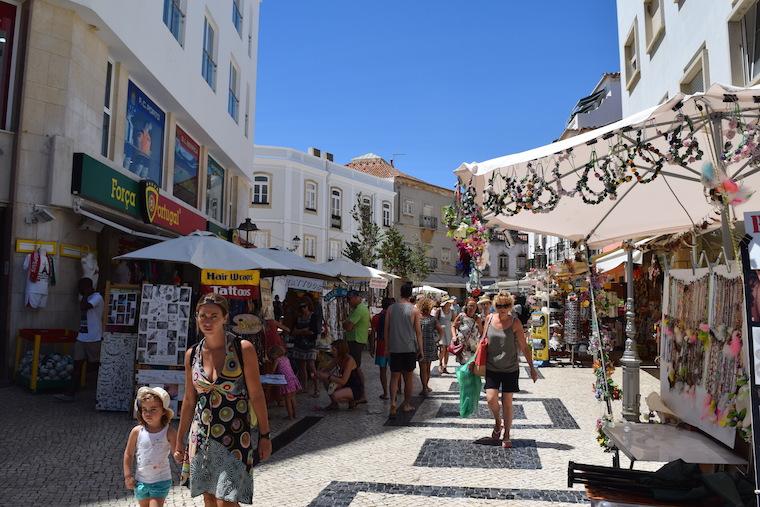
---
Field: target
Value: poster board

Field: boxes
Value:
[260,278,274,320]
[660,266,747,448]
[135,368,185,419]
[104,283,140,331]
[137,284,191,366]
[96,332,137,412]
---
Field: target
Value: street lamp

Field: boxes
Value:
[237,218,258,248]
[287,235,301,252]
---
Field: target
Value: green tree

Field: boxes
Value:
[343,195,381,266]
[409,241,432,282]
[378,226,411,277]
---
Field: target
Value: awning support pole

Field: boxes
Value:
[621,241,641,422]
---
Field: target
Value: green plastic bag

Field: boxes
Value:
[456,357,482,418]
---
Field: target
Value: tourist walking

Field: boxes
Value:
[291,302,320,397]
[451,298,483,363]
[174,293,271,506]
[372,297,395,400]
[433,298,454,374]
[343,290,370,404]
[123,386,176,506]
[384,284,423,418]
[480,292,538,448]
[418,297,444,395]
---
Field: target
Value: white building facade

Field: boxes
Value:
[250,146,396,263]
[486,230,530,281]
[616,0,759,116]
[0,0,261,374]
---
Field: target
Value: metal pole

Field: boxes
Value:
[621,242,641,422]
[721,205,735,261]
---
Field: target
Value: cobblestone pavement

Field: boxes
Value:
[0,357,661,506]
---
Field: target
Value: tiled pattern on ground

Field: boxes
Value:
[436,402,526,420]
[413,438,541,469]
[307,481,586,506]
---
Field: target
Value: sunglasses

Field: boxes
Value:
[495,304,511,309]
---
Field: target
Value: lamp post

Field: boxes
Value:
[287,235,301,253]
[621,240,641,422]
[237,218,258,248]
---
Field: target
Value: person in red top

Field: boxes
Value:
[263,319,289,360]
[372,298,394,400]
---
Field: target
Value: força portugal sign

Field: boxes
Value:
[140,180,207,235]
[200,269,260,300]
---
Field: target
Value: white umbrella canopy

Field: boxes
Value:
[455,83,760,248]
[249,247,338,280]
[317,258,397,280]
[412,285,447,295]
[114,231,285,270]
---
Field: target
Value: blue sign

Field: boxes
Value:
[123,81,165,185]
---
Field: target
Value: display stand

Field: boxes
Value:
[14,328,76,392]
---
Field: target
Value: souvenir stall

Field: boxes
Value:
[454,84,760,501]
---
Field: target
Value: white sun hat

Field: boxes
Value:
[134,386,174,421]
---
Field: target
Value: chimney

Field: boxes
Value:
[389,159,394,167]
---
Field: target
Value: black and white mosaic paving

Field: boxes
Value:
[414,438,541,469]
[307,481,587,506]
[436,402,526,420]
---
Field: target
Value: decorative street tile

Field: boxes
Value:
[413,438,541,469]
[307,481,586,506]
[436,402,526,420]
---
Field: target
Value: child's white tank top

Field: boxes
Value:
[135,426,172,483]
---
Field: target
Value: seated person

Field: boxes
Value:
[317,339,364,410]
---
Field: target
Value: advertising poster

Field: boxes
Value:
[123,81,165,184]
[96,333,137,412]
[137,284,191,366]
[206,156,225,222]
[135,368,185,418]
[173,126,199,207]
[260,278,274,320]
[105,284,140,330]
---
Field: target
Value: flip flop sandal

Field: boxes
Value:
[379,395,390,400]
[491,422,502,440]
[502,438,513,449]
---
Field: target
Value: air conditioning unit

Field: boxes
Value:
[308,147,321,158]
[325,152,334,162]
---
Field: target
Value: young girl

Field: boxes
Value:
[270,345,301,419]
[123,386,177,507]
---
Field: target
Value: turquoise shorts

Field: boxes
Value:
[374,355,389,367]
[134,479,172,500]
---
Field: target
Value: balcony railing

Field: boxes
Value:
[420,215,438,229]
[330,215,342,229]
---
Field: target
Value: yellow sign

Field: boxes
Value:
[201,269,260,286]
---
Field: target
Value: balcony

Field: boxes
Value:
[330,215,342,230]
[419,215,438,229]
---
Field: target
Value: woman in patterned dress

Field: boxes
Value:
[451,298,483,363]
[175,294,271,506]
[417,297,444,396]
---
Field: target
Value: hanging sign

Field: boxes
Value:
[72,153,141,218]
[201,269,260,299]
[324,287,348,302]
[287,275,324,292]
[369,277,389,289]
[140,179,207,235]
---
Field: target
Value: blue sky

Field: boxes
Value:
[254,1,620,187]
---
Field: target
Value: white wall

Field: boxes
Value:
[61,0,259,177]
[251,145,396,263]
[616,0,734,116]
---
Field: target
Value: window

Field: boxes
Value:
[498,254,510,275]
[247,8,253,57]
[163,0,185,45]
[382,201,392,227]
[362,195,373,221]
[252,174,270,205]
[516,255,527,274]
[303,235,317,259]
[206,156,225,222]
[403,199,415,216]
[202,17,217,90]
[228,61,240,122]
[329,240,341,261]
[680,45,708,94]
[442,247,451,264]
[101,60,113,158]
[173,126,200,207]
[730,2,760,85]
[252,229,270,248]
[623,20,641,91]
[644,0,665,54]
[305,181,318,212]
[330,188,342,229]
[0,2,16,130]
[232,0,243,35]
[244,84,250,137]
[427,257,438,270]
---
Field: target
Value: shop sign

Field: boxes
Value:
[123,81,165,185]
[201,269,260,300]
[140,179,206,235]
[286,276,324,292]
[207,221,230,240]
[369,277,388,289]
[72,153,141,218]
[323,287,348,302]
